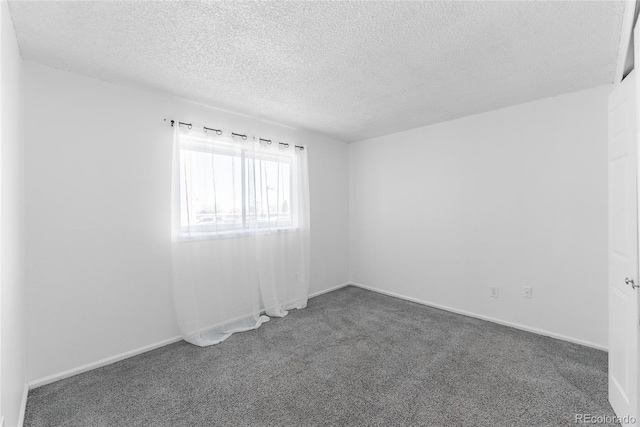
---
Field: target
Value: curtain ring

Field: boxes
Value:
[204,126,223,135]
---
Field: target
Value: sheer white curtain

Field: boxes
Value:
[171,124,310,347]
[250,139,310,317]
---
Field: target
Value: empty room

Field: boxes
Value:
[1,0,639,426]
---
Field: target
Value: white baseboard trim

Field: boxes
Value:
[17,382,28,427]
[308,282,350,299]
[26,284,351,391]
[30,280,595,395]
[28,335,183,390]
[350,282,607,352]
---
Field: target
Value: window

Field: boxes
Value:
[178,134,297,238]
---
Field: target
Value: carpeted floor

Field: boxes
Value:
[25,286,618,426]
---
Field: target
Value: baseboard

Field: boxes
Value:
[350,282,607,352]
[28,335,183,390]
[308,282,350,299]
[17,383,28,427]
[26,283,351,390]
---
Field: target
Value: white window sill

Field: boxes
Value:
[177,226,300,242]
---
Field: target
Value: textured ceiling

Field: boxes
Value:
[8,1,625,142]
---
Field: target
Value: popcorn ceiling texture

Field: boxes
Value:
[8,1,625,142]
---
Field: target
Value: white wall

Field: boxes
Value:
[0,1,26,425]
[24,62,350,382]
[20,44,612,385]
[350,85,610,349]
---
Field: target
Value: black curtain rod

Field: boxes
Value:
[166,119,304,150]
[204,126,222,135]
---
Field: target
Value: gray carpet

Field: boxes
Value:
[25,286,618,426]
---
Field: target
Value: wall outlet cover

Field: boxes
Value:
[523,286,532,299]
[490,286,499,298]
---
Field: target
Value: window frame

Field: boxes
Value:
[177,134,298,241]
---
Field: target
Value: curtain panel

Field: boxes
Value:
[171,125,310,346]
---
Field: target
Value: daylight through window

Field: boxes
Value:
[178,135,297,238]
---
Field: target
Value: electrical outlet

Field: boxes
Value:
[523,286,532,299]
[490,286,499,298]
